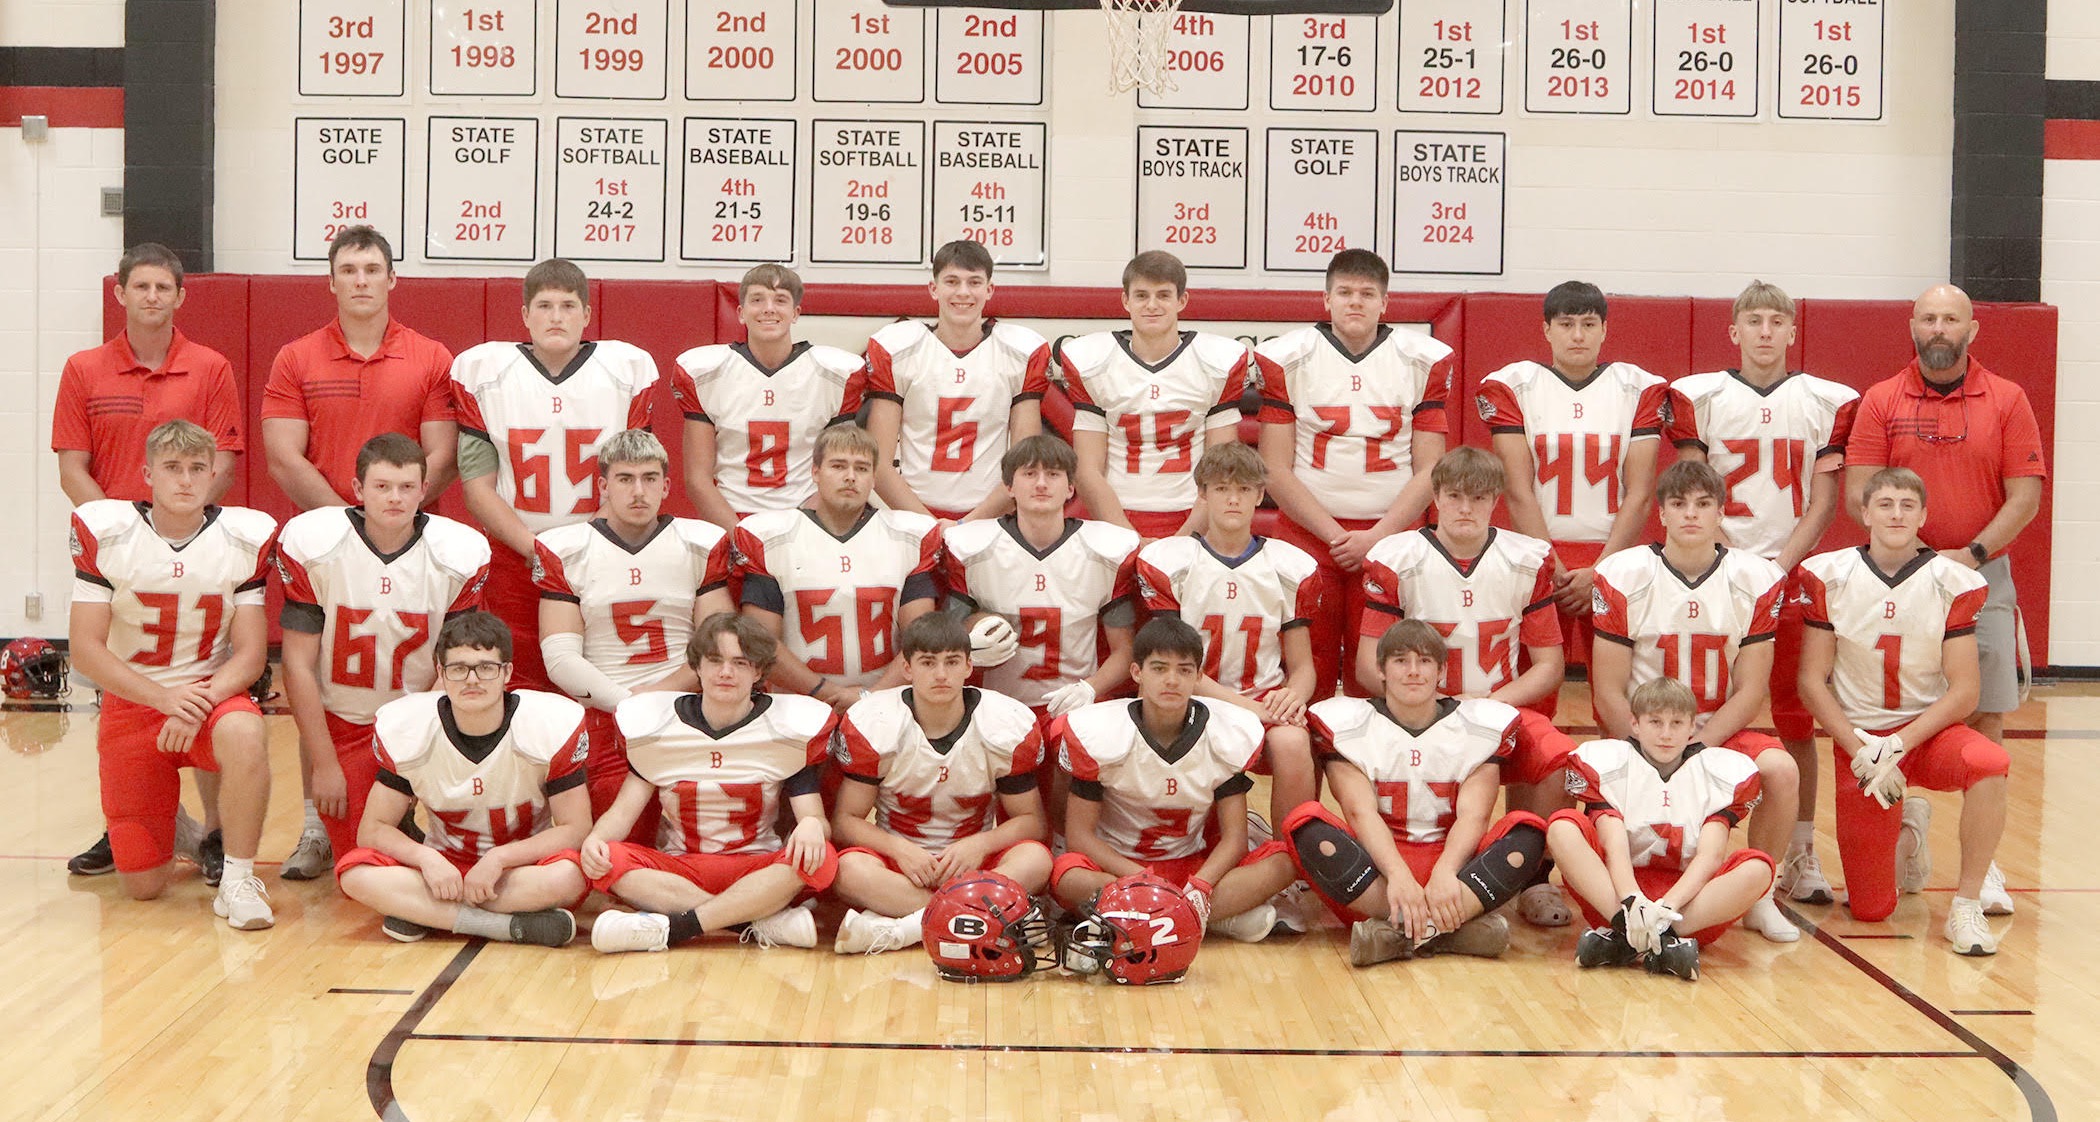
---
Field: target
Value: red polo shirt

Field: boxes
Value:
[1845,357,2046,554]
[51,330,244,501]
[262,318,456,502]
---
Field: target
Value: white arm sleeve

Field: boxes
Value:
[541,631,632,713]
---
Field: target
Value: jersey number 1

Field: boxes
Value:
[132,591,226,667]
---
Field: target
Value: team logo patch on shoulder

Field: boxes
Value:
[829,728,854,767]
[1590,588,1609,616]
[530,553,546,583]
[1657,396,1674,425]
[573,730,590,764]
[1136,572,1159,600]
[1475,394,1497,422]
[1564,769,1589,796]
[68,526,83,559]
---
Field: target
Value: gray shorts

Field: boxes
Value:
[1976,554,2021,714]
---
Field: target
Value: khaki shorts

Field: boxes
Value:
[1976,554,2021,714]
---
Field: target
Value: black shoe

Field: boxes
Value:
[383,916,432,943]
[1576,913,1640,968]
[509,908,577,948]
[200,830,225,887]
[68,832,115,876]
[1646,932,1701,981]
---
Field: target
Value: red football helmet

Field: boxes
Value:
[0,637,68,701]
[1065,872,1203,986]
[922,871,1057,983]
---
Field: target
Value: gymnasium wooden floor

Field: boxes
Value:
[6,681,2090,1122]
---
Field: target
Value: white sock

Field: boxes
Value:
[220,856,255,886]
[1789,822,1814,851]
[303,800,323,833]
[451,905,512,940]
[895,908,926,943]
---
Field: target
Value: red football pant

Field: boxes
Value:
[1508,706,1576,785]
[99,693,261,874]
[584,841,840,899]
[1550,809,1773,946]
[1272,513,1379,700]
[1281,799,1545,921]
[1768,574,1814,741]
[1833,724,2009,922]
[582,708,660,846]
[1049,840,1289,893]
[484,541,550,691]
[1551,540,1604,670]
[1124,508,1191,541]
[319,713,381,860]
[838,839,1052,875]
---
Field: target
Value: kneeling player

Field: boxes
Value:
[1052,617,1299,949]
[335,611,591,946]
[1547,678,1773,981]
[583,613,839,952]
[1284,620,1548,966]
[829,614,1053,954]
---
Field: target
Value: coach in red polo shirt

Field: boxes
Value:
[53,243,242,504]
[261,226,457,508]
[1845,283,2046,747]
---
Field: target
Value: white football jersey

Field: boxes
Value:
[1136,535,1320,694]
[450,340,661,533]
[673,342,866,515]
[942,516,1140,707]
[1309,696,1519,844]
[833,686,1045,851]
[865,319,1051,514]
[1476,361,1670,543]
[1565,739,1761,872]
[371,689,589,862]
[1057,698,1263,860]
[1059,330,1253,515]
[618,692,835,857]
[1798,546,1988,730]
[277,508,492,723]
[533,517,729,694]
[1254,324,1454,521]
[1360,528,1561,698]
[1592,545,1787,714]
[732,508,942,687]
[1669,371,1860,559]
[70,501,276,688]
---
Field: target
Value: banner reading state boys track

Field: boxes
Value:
[1391,131,1504,275]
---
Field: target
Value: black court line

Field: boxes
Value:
[330,988,416,996]
[368,941,483,1122]
[1839,933,1915,940]
[1951,1010,2035,1017]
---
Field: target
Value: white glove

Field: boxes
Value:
[969,616,1019,668]
[1043,679,1096,718]
[1182,885,1213,933]
[1849,729,1904,780]
[1623,894,1682,956]
[1862,753,1909,809]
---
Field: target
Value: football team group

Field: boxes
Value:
[38,226,2042,984]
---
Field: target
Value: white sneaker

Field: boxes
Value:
[1519,882,1573,927]
[213,875,275,931]
[744,904,819,949]
[592,910,670,954]
[173,811,205,867]
[1897,797,1932,895]
[834,908,920,955]
[1777,849,1835,904]
[280,830,334,881]
[1944,897,1998,956]
[1245,811,1274,851]
[1742,889,1801,943]
[1980,863,2015,916]
[1210,903,1280,943]
[1270,882,1318,934]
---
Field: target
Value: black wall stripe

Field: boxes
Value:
[0,47,125,87]
[1950,0,2046,302]
[124,0,216,273]
[2045,79,2100,120]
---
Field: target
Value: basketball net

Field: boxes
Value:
[1100,0,1184,95]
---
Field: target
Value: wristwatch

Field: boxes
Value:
[1967,541,1989,565]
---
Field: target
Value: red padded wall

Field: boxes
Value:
[595,279,719,518]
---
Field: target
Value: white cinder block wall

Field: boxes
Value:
[2047,0,2100,667]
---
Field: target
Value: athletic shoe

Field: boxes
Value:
[1944,897,1998,956]
[199,830,225,888]
[1897,797,1932,895]
[1270,882,1318,934]
[834,908,918,955]
[1777,848,1834,905]
[280,830,334,881]
[1210,903,1280,943]
[743,904,819,949]
[1980,862,2015,916]
[173,813,204,867]
[1245,810,1274,850]
[1646,931,1701,981]
[67,832,115,876]
[1348,917,1412,967]
[1519,882,1573,927]
[1576,920,1639,968]
[508,908,577,948]
[592,910,671,954]
[1742,890,1801,943]
[382,916,431,943]
[1417,913,1510,959]
[213,875,275,931]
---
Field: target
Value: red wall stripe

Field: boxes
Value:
[0,85,123,128]
[2045,118,2100,160]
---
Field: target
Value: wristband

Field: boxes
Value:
[1968,541,1989,565]
[808,677,829,697]
[1185,876,1215,897]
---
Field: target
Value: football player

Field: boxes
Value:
[1256,249,1451,694]
[452,258,661,691]
[581,613,840,953]
[1052,617,1299,948]
[333,611,590,946]
[1477,281,1672,670]
[1058,251,1254,540]
[828,614,1053,954]
[1668,280,1858,910]
[1590,460,1801,942]
[277,434,490,880]
[864,239,1049,522]
[1135,443,1319,822]
[1797,468,2010,955]
[733,423,940,707]
[68,420,276,928]
[676,264,866,528]
[1285,620,1549,965]
[1548,678,1773,981]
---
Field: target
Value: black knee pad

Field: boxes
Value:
[1289,818,1377,904]
[1460,823,1548,911]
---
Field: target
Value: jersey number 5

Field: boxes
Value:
[796,587,897,675]
[506,428,603,515]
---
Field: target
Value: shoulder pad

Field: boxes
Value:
[509,690,588,764]
[675,343,737,377]
[277,507,356,563]
[971,689,1041,743]
[1253,326,1320,366]
[737,508,806,543]
[1308,696,1376,737]
[1801,373,1862,407]
[1496,529,1555,570]
[808,345,868,378]
[870,319,932,354]
[878,508,939,539]
[373,692,445,766]
[987,320,1049,353]
[1573,738,1635,769]
[74,499,142,543]
[420,515,491,576]
[1188,332,1253,372]
[1607,361,1663,389]
[1364,530,1427,571]
[1592,547,1656,594]
[1458,698,1521,737]
[1137,534,1199,575]
[592,340,658,386]
[449,342,520,391]
[1799,548,1851,584]
[532,521,595,566]
[1382,326,1454,366]
[1261,537,1321,580]
[1672,370,1728,401]
[214,506,279,552]
[1061,701,1135,766]
[940,518,1002,561]
[842,688,911,755]
[672,517,728,554]
[768,693,839,740]
[1074,519,1142,562]
[1729,550,1787,589]
[1198,699,1266,762]
[1934,557,1989,597]
[615,692,682,742]
[1484,360,1546,387]
[1055,332,1119,374]
[1697,744,1761,784]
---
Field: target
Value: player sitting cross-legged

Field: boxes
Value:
[1285,619,1549,967]
[334,611,591,947]
[583,613,841,953]
[828,613,1053,955]
[1547,678,1773,981]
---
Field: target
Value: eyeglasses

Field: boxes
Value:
[1904,393,1969,445]
[441,661,508,682]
